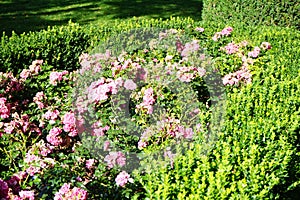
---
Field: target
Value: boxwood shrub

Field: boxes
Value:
[202,0,300,30]
[0,22,90,75]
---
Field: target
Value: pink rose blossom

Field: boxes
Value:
[86,159,95,170]
[223,67,252,86]
[54,184,87,200]
[0,97,10,119]
[115,171,133,187]
[19,190,35,200]
[47,127,63,146]
[4,123,14,134]
[248,46,260,58]
[197,67,206,77]
[138,140,148,149]
[103,140,110,151]
[63,112,78,137]
[50,72,63,85]
[195,27,204,32]
[221,26,233,36]
[59,183,71,195]
[104,151,126,169]
[223,42,240,54]
[20,69,31,80]
[124,79,137,90]
[181,40,199,57]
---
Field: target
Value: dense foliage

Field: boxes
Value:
[0,12,299,200]
[202,0,300,30]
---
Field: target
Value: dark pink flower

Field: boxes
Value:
[0,97,10,119]
[0,179,9,200]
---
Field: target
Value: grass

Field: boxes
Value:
[0,0,203,36]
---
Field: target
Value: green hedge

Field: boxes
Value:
[0,22,90,75]
[202,0,300,30]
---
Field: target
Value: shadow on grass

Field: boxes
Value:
[0,0,203,36]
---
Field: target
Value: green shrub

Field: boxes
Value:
[202,0,300,30]
[133,21,300,199]
[0,21,90,75]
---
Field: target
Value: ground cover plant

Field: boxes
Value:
[1,1,300,199]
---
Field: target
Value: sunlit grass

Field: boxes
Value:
[0,0,202,35]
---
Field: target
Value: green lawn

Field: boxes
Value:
[0,0,203,35]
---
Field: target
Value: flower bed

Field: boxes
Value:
[1,21,299,199]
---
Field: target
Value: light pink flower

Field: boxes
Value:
[4,123,14,134]
[223,67,252,86]
[165,55,173,61]
[138,140,148,149]
[115,171,133,187]
[221,27,233,36]
[124,79,137,90]
[47,127,63,146]
[43,110,60,120]
[197,67,206,77]
[181,40,199,57]
[212,32,222,41]
[20,69,31,80]
[103,141,110,151]
[177,72,194,82]
[195,27,204,32]
[223,42,240,54]
[86,159,95,170]
[19,190,35,200]
[248,46,260,58]
[59,183,71,195]
[63,112,76,129]
[104,151,126,168]
[50,72,63,85]
[55,184,87,200]
[33,92,45,109]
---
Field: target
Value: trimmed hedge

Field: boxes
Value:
[0,22,90,75]
[202,0,300,30]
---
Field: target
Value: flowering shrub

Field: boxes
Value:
[1,20,298,199]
